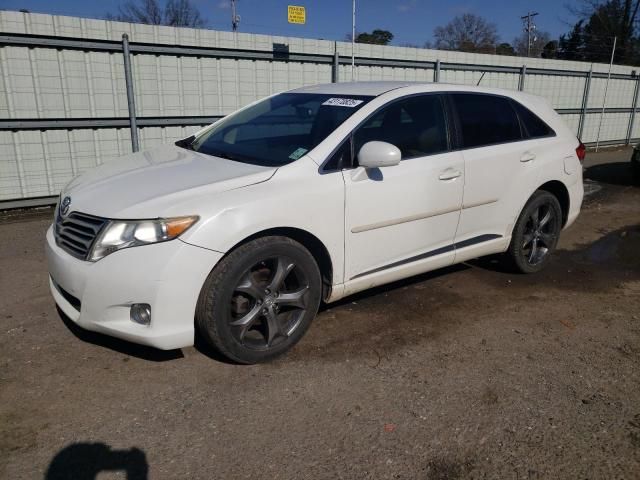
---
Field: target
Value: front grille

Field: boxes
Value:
[54,211,108,260]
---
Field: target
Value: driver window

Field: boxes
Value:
[354,95,449,160]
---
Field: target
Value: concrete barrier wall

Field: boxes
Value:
[1,11,639,204]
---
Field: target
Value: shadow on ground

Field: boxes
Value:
[56,306,183,362]
[57,304,239,364]
[584,161,639,186]
[322,263,469,310]
[291,223,640,362]
[465,224,640,293]
[193,333,241,364]
[45,442,148,480]
[55,225,640,364]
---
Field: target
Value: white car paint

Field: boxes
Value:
[63,145,276,219]
[46,81,583,350]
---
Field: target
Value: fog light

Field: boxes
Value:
[130,303,151,325]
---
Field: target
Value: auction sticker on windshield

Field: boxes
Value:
[322,98,364,107]
[289,147,308,160]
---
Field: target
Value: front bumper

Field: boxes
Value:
[46,226,223,350]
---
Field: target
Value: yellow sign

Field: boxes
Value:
[288,5,306,24]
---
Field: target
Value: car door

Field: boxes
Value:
[448,93,538,249]
[342,94,464,282]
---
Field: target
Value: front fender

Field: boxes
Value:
[180,158,346,286]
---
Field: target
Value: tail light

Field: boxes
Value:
[575,142,586,162]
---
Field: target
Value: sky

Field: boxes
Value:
[0,0,582,46]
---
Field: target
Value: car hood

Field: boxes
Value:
[62,145,276,218]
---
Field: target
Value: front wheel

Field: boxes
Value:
[505,190,563,274]
[196,236,322,364]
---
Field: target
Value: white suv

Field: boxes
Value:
[46,82,584,363]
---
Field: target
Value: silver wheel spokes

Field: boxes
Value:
[522,204,556,265]
[229,256,309,350]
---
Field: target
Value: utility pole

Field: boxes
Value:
[231,0,240,32]
[521,11,539,57]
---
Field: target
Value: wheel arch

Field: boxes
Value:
[226,227,334,301]
[536,180,570,227]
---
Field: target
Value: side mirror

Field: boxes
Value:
[357,141,401,169]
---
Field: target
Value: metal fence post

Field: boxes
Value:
[122,34,139,153]
[434,59,440,82]
[625,74,640,145]
[577,69,592,140]
[332,42,339,83]
[518,65,527,91]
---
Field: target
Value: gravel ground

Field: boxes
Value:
[1,148,639,480]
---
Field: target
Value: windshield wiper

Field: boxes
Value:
[210,150,246,162]
[193,145,265,165]
[175,135,196,150]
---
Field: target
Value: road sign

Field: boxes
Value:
[288,5,306,24]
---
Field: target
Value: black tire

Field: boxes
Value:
[505,190,563,274]
[196,236,322,364]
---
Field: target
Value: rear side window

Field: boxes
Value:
[354,94,449,160]
[451,93,522,149]
[512,101,555,138]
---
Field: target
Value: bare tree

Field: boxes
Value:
[433,13,498,53]
[165,0,205,28]
[108,0,162,24]
[107,0,205,27]
[513,30,552,57]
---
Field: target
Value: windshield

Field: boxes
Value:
[189,93,374,166]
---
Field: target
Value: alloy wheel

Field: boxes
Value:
[228,256,310,350]
[521,203,557,266]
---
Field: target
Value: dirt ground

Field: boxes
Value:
[1,148,639,480]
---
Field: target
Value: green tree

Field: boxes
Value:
[563,0,640,64]
[496,42,516,56]
[355,29,395,45]
[558,20,585,61]
[541,40,559,58]
[583,1,631,62]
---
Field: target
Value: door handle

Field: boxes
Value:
[439,169,462,181]
[520,151,536,162]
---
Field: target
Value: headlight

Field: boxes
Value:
[89,216,199,261]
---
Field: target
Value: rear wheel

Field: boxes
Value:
[506,190,563,273]
[196,236,322,364]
